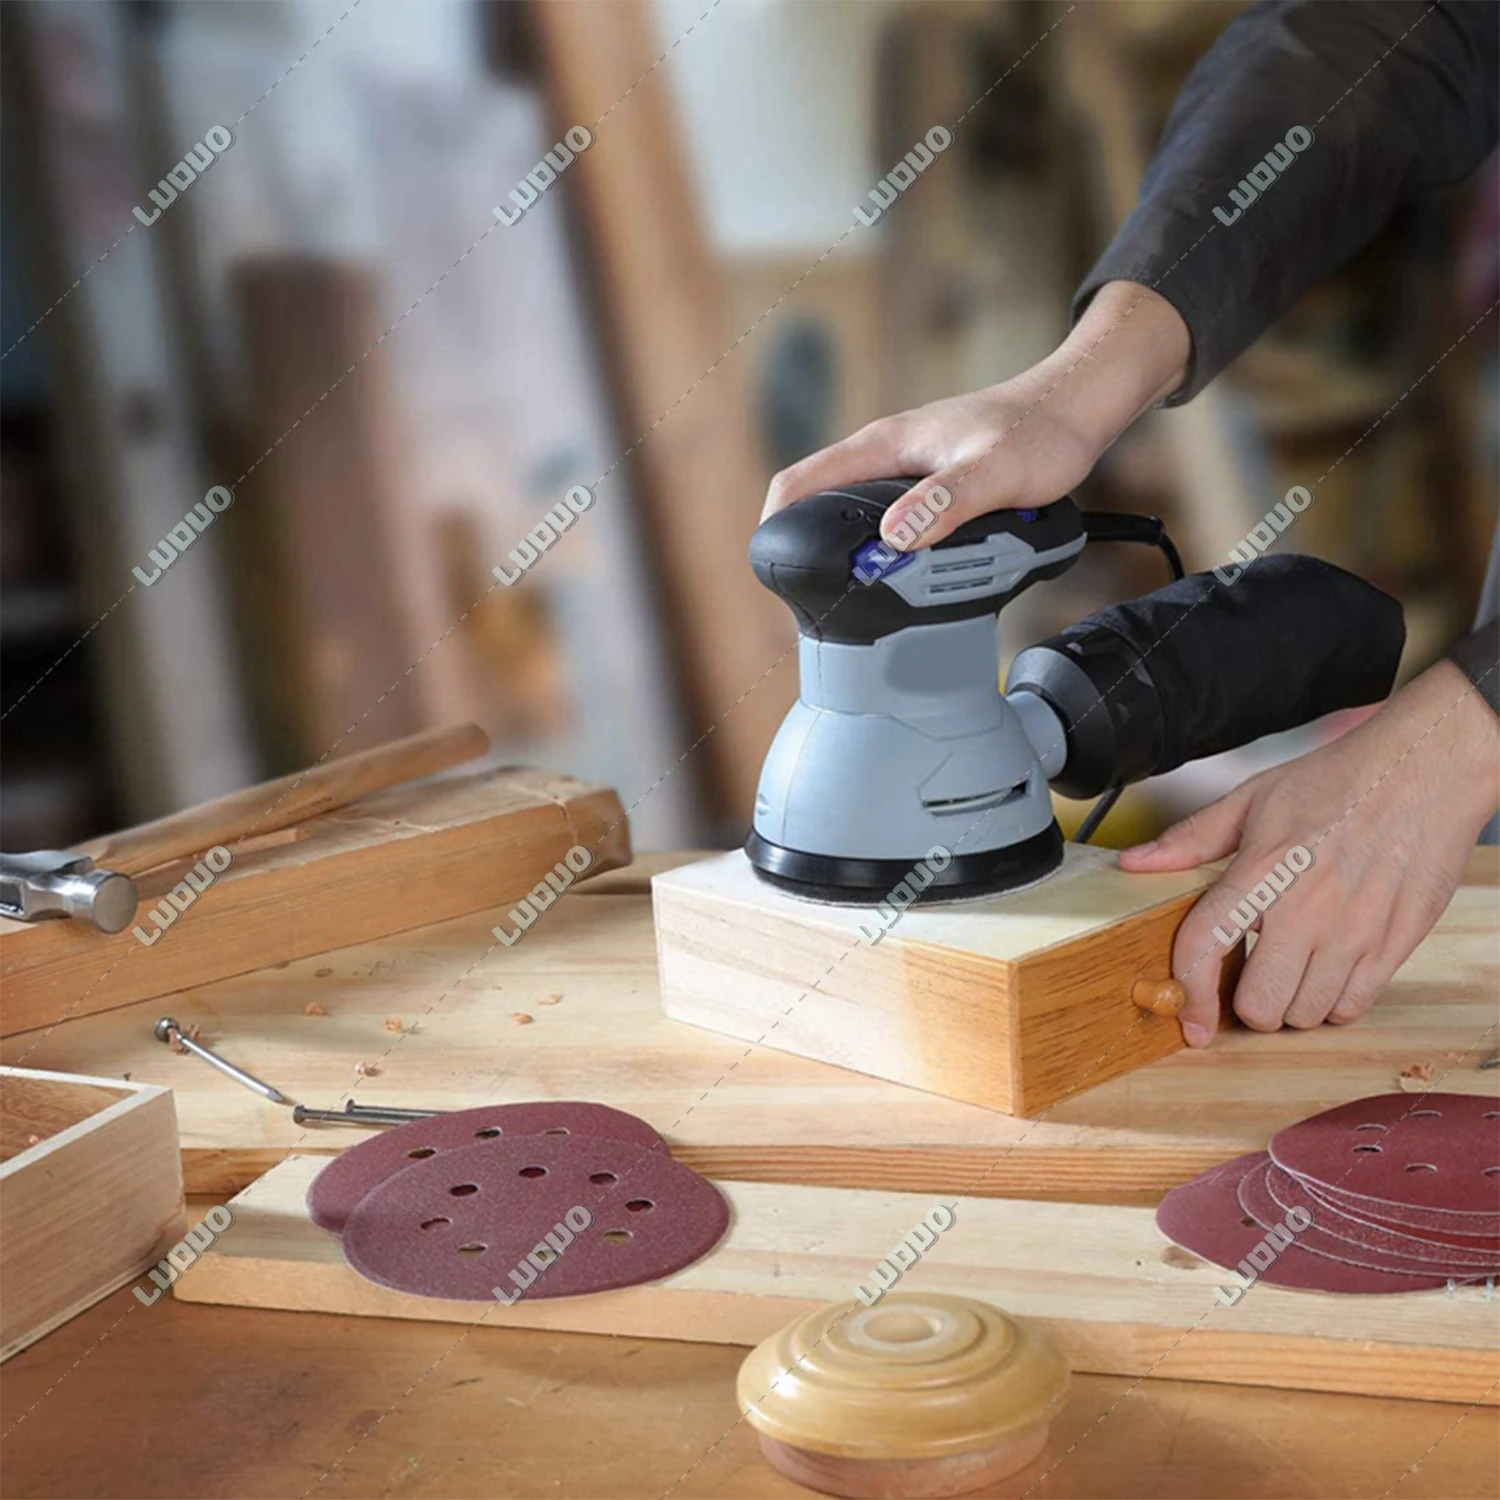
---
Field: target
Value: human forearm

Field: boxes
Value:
[1035,280,1191,451]
[1075,0,1499,404]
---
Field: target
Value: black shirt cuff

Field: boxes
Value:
[1449,618,1500,716]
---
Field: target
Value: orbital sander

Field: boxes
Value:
[745,479,1405,904]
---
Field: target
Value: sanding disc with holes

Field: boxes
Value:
[1268,1094,1500,1220]
[1155,1153,1450,1295]
[306,1103,667,1233]
[1295,1177,1500,1248]
[341,1134,730,1300]
[1237,1158,1494,1280]
[1261,1163,1500,1267]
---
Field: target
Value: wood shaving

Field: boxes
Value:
[315,967,333,978]
[382,1016,406,1033]
[304,1002,327,1017]
[1397,1061,1436,1092]
[537,993,563,1006]
[511,1012,534,1026]
[24,1134,40,1147]
[355,1061,379,1077]
[167,1023,201,1052]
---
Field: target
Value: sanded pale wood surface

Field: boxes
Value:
[176,1154,1500,1406]
[0,768,629,1036]
[4,852,1496,1202]
[653,847,1237,1113]
[3,1282,1495,1499]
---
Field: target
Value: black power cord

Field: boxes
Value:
[1071,512,1187,844]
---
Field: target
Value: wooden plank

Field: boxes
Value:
[531,0,796,827]
[176,1154,1500,1405]
[6,853,1495,1202]
[0,768,629,1035]
[0,1066,184,1360]
[653,846,1239,1114]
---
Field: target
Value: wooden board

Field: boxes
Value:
[5,852,1495,1203]
[176,1153,1499,1406]
[0,1066,184,1361]
[0,768,629,1036]
[654,846,1240,1114]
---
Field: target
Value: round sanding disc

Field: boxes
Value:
[341,1134,730,1301]
[307,1103,667,1233]
[1261,1163,1500,1270]
[1297,1177,1500,1247]
[1155,1153,1450,1295]
[1268,1093,1500,1217]
[1238,1158,1494,1280]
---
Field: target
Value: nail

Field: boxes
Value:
[1126,840,1159,857]
[1183,1023,1212,1048]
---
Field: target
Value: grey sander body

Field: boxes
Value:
[745,482,1086,903]
[752,615,1063,864]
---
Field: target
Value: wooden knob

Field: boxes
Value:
[1132,978,1186,1018]
[738,1293,1069,1497]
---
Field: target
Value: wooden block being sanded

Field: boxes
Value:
[652,846,1240,1116]
[174,1154,1499,1406]
[0,769,629,1037]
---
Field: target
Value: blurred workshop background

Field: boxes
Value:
[2,0,1497,855]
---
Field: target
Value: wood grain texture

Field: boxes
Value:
[5,853,1495,1206]
[79,723,489,875]
[0,768,629,1036]
[177,1154,1500,1405]
[0,1067,184,1361]
[6,1286,1497,1500]
[653,847,1241,1114]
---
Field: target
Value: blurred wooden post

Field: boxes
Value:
[232,258,421,766]
[530,0,796,832]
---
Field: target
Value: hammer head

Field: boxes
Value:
[0,852,139,934]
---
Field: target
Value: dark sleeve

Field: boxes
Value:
[1450,620,1500,713]
[1072,0,1500,403]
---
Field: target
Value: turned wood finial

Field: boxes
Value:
[738,1292,1070,1497]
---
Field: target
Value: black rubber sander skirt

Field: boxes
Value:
[745,822,1064,905]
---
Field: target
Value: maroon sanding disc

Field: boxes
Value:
[1238,1158,1494,1281]
[341,1134,730,1300]
[1268,1094,1500,1218]
[1262,1163,1500,1269]
[1298,1177,1500,1247]
[307,1103,667,1233]
[1156,1153,1450,1295]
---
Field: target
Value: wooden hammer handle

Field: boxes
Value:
[79,723,489,876]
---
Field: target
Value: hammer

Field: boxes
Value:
[0,724,488,934]
[0,852,138,933]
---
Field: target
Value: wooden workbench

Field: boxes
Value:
[2,850,1497,1498]
[5,852,1496,1203]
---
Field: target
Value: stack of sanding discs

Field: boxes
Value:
[1157,1093,1500,1294]
[307,1102,730,1301]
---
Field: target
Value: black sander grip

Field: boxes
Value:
[1006,554,1406,800]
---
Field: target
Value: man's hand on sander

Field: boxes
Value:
[760,282,1191,547]
[1120,661,1500,1047]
